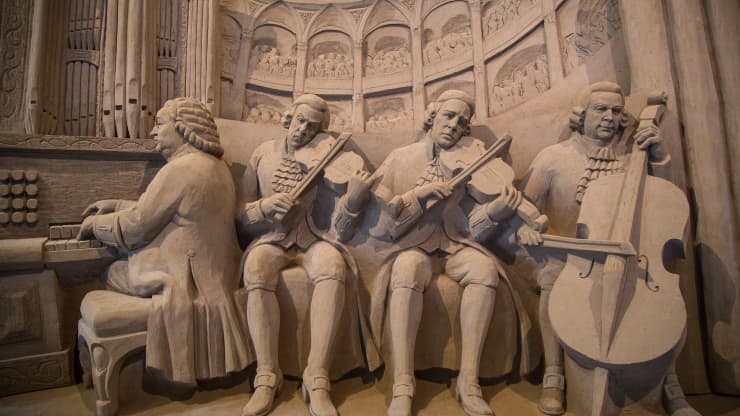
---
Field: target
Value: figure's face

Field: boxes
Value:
[430,98,471,149]
[583,91,624,142]
[286,103,324,150]
[150,107,183,160]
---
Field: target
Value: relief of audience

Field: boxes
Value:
[485,0,537,36]
[307,52,354,78]
[423,28,473,64]
[366,47,411,75]
[246,104,284,125]
[329,114,350,131]
[365,109,413,130]
[251,45,297,76]
[491,55,549,112]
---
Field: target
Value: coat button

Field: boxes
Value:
[186,249,196,257]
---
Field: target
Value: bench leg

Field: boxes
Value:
[90,343,122,416]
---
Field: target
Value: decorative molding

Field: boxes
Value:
[0,133,159,157]
[0,283,41,343]
[246,0,262,16]
[62,49,100,66]
[0,348,72,396]
[349,8,366,24]
[0,0,31,130]
[298,11,314,29]
[399,0,415,10]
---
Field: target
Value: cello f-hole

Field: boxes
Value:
[639,254,660,292]
[579,259,595,278]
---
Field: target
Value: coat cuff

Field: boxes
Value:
[468,206,500,242]
[244,200,266,224]
[333,198,361,241]
[92,213,126,249]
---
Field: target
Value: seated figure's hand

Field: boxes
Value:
[634,125,667,162]
[77,215,95,241]
[81,199,119,217]
[516,224,543,246]
[345,170,376,213]
[260,193,294,221]
[486,185,522,221]
[413,182,453,206]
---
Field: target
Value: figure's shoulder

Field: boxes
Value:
[530,139,575,169]
[385,140,426,161]
[257,139,280,155]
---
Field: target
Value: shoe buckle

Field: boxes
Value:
[309,375,331,392]
[254,372,278,388]
[542,373,565,390]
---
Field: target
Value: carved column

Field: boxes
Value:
[541,0,564,84]
[182,0,219,114]
[204,0,219,115]
[468,0,488,120]
[618,0,710,394]
[25,0,47,134]
[352,40,364,132]
[294,41,307,98]
[665,0,740,395]
[229,28,253,120]
[410,25,425,127]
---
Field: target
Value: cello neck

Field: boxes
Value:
[607,97,666,246]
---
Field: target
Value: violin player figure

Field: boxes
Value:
[237,94,376,416]
[521,81,699,416]
[370,90,532,416]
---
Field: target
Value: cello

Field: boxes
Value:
[547,93,689,414]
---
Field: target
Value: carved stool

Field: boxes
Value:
[78,290,150,416]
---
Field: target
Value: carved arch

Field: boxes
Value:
[308,4,355,41]
[364,0,411,36]
[251,1,301,36]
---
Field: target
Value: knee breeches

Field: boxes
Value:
[243,241,347,291]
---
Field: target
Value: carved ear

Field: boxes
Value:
[569,105,585,132]
[281,111,293,129]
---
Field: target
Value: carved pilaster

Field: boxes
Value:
[467,0,487,121]
[541,0,564,84]
[352,41,364,131]
[294,41,308,96]
[232,29,253,120]
[410,25,425,126]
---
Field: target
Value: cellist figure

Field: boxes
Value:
[521,82,699,415]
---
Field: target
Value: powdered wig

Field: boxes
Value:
[281,94,331,131]
[569,81,632,134]
[422,90,476,136]
[162,97,224,158]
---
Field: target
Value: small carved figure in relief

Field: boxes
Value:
[77,97,250,386]
[491,54,549,113]
[423,28,473,64]
[237,94,375,416]
[366,47,411,76]
[520,82,698,416]
[251,44,297,76]
[369,90,531,416]
[307,52,353,78]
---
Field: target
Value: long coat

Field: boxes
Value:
[92,149,251,385]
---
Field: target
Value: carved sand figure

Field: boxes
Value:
[520,82,699,416]
[368,90,535,416]
[77,97,250,386]
[237,94,377,416]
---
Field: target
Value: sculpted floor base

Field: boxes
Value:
[0,375,737,416]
